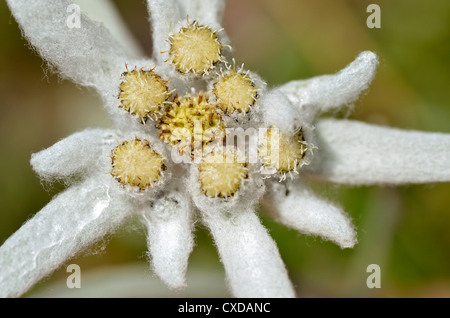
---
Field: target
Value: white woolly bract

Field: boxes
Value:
[6,0,128,92]
[307,119,450,185]
[31,129,117,182]
[0,177,135,298]
[73,0,144,58]
[175,0,226,26]
[278,51,379,119]
[264,180,357,249]
[147,0,183,65]
[155,63,209,97]
[142,189,194,290]
[200,207,295,298]
[259,89,313,136]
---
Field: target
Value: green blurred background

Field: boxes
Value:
[1,0,449,297]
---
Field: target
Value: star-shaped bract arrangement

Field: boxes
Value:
[1,0,449,298]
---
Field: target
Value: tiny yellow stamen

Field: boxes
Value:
[213,69,257,114]
[118,68,170,123]
[111,138,165,190]
[259,129,309,177]
[158,93,225,156]
[167,21,223,75]
[198,148,248,198]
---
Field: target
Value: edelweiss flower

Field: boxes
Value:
[1,0,450,299]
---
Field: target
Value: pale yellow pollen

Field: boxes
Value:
[259,129,309,175]
[213,70,257,114]
[158,93,225,155]
[168,22,222,75]
[111,138,165,190]
[119,68,169,123]
[198,149,248,198]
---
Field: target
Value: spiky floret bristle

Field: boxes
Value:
[111,138,166,190]
[259,128,310,179]
[158,92,225,156]
[118,68,170,123]
[167,21,223,75]
[213,69,257,114]
[198,148,248,198]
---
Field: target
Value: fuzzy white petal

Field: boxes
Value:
[142,190,194,290]
[265,180,357,249]
[176,0,226,25]
[30,129,117,181]
[147,0,183,64]
[307,119,450,185]
[259,89,309,135]
[278,51,379,118]
[6,0,128,91]
[73,0,144,58]
[201,208,295,298]
[0,178,134,298]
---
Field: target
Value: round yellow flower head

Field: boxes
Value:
[213,69,257,114]
[119,67,170,123]
[198,148,248,198]
[259,128,310,178]
[111,138,166,190]
[158,92,225,156]
[167,20,224,75]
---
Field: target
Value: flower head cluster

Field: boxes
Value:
[1,0,450,298]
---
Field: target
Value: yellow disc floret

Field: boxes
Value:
[168,21,223,75]
[111,138,165,190]
[119,67,170,123]
[198,148,248,198]
[213,69,257,114]
[259,128,309,177]
[158,93,225,156]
